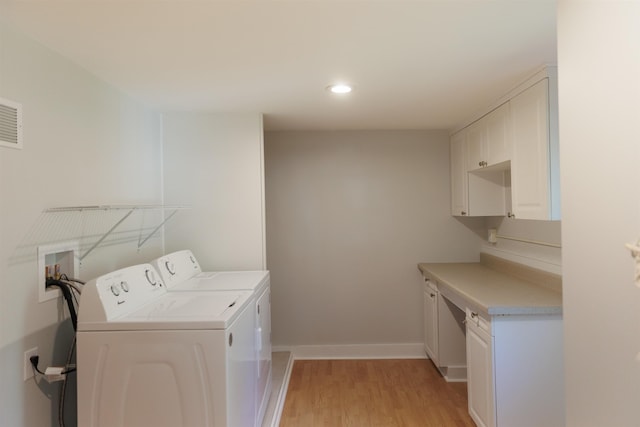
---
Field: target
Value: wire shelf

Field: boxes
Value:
[11,205,188,265]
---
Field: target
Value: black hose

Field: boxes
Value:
[43,279,79,427]
[58,335,76,427]
[45,279,78,331]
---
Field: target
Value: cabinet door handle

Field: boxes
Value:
[507,212,516,218]
[430,293,436,298]
[461,211,467,216]
[469,312,480,326]
[478,161,483,167]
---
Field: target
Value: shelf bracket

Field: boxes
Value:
[79,208,135,261]
[137,209,179,249]
[42,204,188,262]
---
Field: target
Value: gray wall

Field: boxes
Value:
[265,130,483,347]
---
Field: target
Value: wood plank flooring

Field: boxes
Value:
[279,359,475,427]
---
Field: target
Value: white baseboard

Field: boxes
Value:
[443,365,467,382]
[273,343,427,360]
[269,352,294,427]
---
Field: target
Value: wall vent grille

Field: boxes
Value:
[0,97,23,149]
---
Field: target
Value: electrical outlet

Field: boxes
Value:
[488,228,497,243]
[24,347,38,381]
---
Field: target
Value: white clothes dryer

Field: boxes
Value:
[153,249,269,296]
[77,263,257,427]
[151,250,271,426]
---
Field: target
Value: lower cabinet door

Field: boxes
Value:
[423,283,439,364]
[466,319,495,427]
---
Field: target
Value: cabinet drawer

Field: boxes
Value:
[424,278,438,293]
[466,308,491,336]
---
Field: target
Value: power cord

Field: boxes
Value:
[29,354,76,378]
[29,355,45,375]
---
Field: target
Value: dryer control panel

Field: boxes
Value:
[151,249,202,288]
[79,263,167,324]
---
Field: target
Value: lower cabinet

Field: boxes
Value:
[423,280,439,364]
[423,278,467,381]
[465,309,564,427]
[465,309,495,427]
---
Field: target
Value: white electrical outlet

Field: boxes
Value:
[24,347,38,381]
[488,228,497,243]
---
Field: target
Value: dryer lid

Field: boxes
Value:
[170,270,269,292]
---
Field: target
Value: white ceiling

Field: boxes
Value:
[1,1,557,131]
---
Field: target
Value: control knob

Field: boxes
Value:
[165,260,176,276]
[145,269,158,286]
[120,280,130,292]
[110,283,120,296]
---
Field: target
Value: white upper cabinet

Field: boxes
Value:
[510,75,560,220]
[450,129,469,216]
[484,103,511,166]
[451,126,507,218]
[466,103,511,171]
[466,120,485,171]
[449,66,559,220]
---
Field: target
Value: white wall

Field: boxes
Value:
[265,130,483,349]
[558,2,640,425]
[481,218,561,274]
[0,23,163,426]
[162,112,266,270]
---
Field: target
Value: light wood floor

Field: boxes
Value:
[279,359,475,427]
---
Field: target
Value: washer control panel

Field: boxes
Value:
[80,264,167,322]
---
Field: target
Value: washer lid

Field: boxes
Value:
[169,271,269,292]
[78,290,253,331]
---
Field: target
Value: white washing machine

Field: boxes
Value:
[77,263,257,427]
[151,250,271,427]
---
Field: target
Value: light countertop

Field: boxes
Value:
[418,259,562,316]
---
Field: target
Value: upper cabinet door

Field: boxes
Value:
[450,129,469,217]
[484,103,511,166]
[466,120,485,171]
[510,79,557,220]
[465,102,511,171]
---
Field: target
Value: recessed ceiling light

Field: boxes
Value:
[327,84,353,94]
